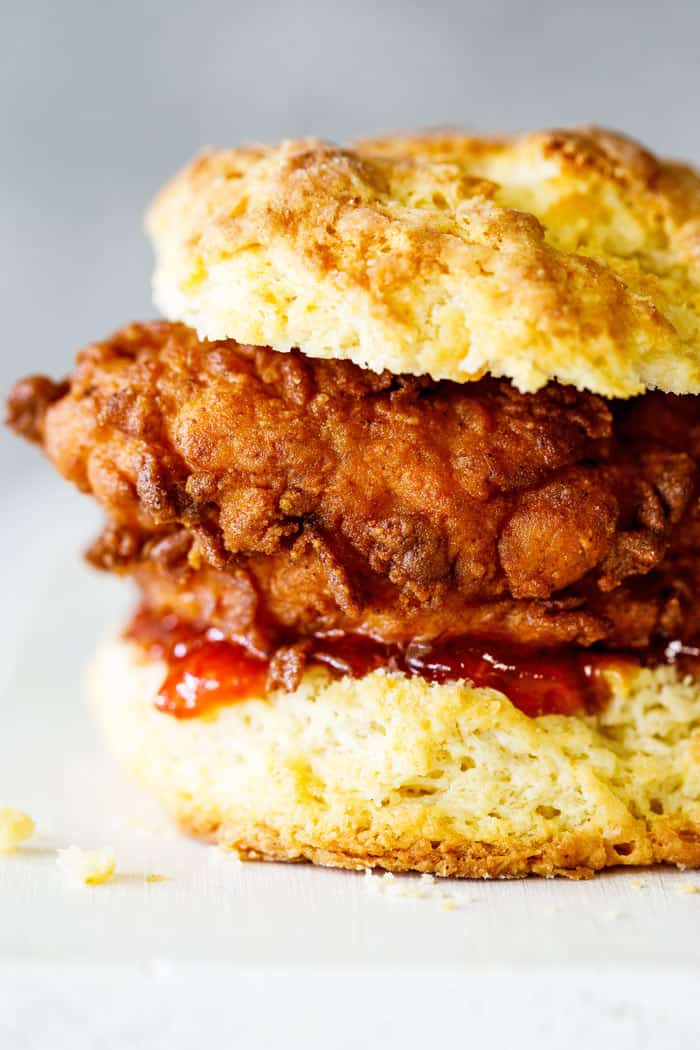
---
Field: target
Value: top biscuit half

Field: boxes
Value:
[147,126,700,397]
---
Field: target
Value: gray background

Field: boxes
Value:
[3,0,700,479]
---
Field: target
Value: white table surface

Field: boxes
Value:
[2,473,700,1048]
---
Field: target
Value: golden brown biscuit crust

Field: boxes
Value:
[206,820,700,880]
[147,126,700,397]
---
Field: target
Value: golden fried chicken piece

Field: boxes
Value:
[7,321,700,653]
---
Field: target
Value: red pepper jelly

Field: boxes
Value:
[123,608,644,720]
[309,635,622,717]
[125,609,268,718]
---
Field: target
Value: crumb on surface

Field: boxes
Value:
[630,879,646,890]
[364,867,459,906]
[57,846,116,887]
[209,844,243,864]
[677,880,700,896]
[146,873,167,883]
[0,808,35,852]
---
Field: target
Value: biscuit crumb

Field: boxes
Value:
[57,846,116,887]
[145,873,167,883]
[364,867,458,906]
[0,808,35,852]
[209,844,243,864]
[677,880,700,896]
[630,879,646,890]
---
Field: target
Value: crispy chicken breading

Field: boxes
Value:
[7,321,700,654]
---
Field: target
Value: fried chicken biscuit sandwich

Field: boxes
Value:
[8,126,700,877]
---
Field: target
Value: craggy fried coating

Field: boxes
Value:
[7,321,700,654]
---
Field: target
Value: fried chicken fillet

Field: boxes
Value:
[8,321,700,667]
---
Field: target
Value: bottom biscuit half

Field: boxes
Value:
[89,637,700,878]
